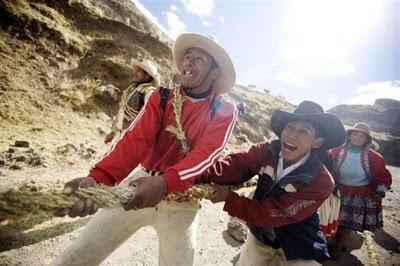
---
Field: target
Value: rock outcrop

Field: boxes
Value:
[329,98,400,136]
[329,98,400,166]
[0,0,294,162]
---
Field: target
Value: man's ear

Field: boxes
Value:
[312,137,324,149]
[145,73,152,81]
[210,67,221,81]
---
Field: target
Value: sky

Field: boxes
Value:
[136,0,400,109]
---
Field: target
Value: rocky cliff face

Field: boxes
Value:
[329,98,400,137]
[0,0,176,123]
[0,0,293,180]
[329,99,400,166]
[1,2,399,266]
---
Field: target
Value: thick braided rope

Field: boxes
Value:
[165,87,189,153]
[111,84,135,132]
[121,85,139,122]
[362,231,379,266]
[0,180,257,224]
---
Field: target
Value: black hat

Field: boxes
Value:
[270,101,345,150]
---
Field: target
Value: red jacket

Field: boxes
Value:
[330,144,392,190]
[202,141,334,228]
[89,87,236,193]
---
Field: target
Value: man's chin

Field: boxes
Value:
[281,152,292,161]
[181,81,196,88]
[281,152,302,164]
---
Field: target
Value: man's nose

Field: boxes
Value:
[184,58,194,67]
[287,130,299,140]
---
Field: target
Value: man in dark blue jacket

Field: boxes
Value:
[202,101,345,265]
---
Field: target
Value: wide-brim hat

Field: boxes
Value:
[131,59,160,87]
[173,33,236,95]
[270,101,346,151]
[346,122,372,144]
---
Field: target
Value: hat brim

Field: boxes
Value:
[173,33,236,95]
[270,110,346,150]
[346,129,372,144]
[131,59,160,87]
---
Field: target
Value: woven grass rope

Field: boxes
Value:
[166,87,189,153]
[0,180,256,224]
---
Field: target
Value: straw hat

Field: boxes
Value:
[346,122,372,144]
[131,59,160,87]
[173,33,236,95]
[270,101,346,151]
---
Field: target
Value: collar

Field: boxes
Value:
[348,144,362,153]
[276,151,311,181]
[270,140,322,184]
[183,86,213,99]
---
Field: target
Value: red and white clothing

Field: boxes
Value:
[90,87,237,193]
[330,144,392,232]
[319,192,341,237]
[330,144,392,192]
[53,87,236,266]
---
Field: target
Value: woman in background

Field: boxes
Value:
[329,122,392,258]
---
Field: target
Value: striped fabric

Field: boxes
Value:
[178,111,236,181]
[319,193,341,237]
[338,186,383,232]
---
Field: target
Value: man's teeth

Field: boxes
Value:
[184,70,193,77]
[284,142,297,150]
[286,142,296,148]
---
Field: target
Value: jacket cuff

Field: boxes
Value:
[164,169,190,193]
[223,191,242,216]
[89,169,115,186]
[376,183,388,197]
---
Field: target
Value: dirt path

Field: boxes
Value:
[0,166,399,265]
[324,166,400,266]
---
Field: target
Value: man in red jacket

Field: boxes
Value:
[52,33,236,266]
[203,101,346,265]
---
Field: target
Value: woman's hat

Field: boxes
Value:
[173,33,236,95]
[270,101,346,150]
[346,122,372,144]
[131,59,160,87]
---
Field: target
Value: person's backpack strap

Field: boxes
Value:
[159,87,170,111]
[210,95,222,120]
[159,87,221,119]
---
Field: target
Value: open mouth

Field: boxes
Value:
[183,70,194,77]
[283,142,297,151]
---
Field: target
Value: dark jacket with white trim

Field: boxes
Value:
[202,140,333,262]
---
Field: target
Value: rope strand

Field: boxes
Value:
[0,180,256,224]
[166,87,189,153]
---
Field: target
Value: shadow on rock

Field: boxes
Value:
[0,218,89,252]
[222,230,243,248]
[373,228,400,254]
[231,253,240,265]
[323,231,364,265]
[323,251,363,266]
